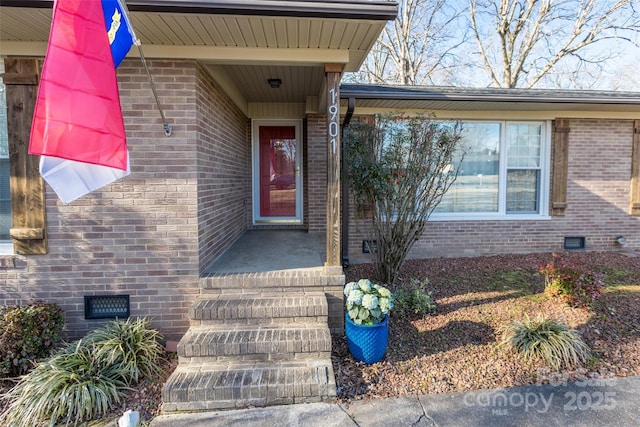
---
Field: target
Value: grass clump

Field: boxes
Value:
[82,317,164,384]
[394,277,436,317]
[0,318,164,427]
[499,314,590,370]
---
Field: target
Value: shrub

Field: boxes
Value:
[539,253,604,308]
[83,317,165,384]
[0,318,164,427]
[0,302,64,377]
[0,342,127,427]
[345,114,465,285]
[394,277,436,317]
[499,314,591,370]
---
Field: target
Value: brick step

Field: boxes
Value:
[199,268,344,293]
[189,293,328,326]
[177,325,332,363]
[161,361,336,412]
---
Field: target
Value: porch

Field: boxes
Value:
[162,230,346,412]
[200,229,345,332]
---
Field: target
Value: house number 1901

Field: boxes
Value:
[329,88,339,153]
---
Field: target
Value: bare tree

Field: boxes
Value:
[350,0,468,85]
[345,115,464,285]
[469,0,639,88]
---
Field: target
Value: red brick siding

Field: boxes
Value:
[346,119,640,262]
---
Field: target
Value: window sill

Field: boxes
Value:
[429,214,552,222]
[0,241,14,255]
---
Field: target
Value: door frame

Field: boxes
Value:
[251,119,303,224]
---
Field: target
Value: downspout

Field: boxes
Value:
[341,97,356,268]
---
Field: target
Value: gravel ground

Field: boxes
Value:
[335,251,640,404]
[2,251,639,422]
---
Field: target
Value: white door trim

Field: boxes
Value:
[251,119,303,224]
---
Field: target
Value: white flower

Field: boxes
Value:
[345,279,394,325]
[374,284,391,298]
[347,289,364,306]
[357,279,372,292]
[361,294,379,310]
[343,282,358,297]
[379,297,392,314]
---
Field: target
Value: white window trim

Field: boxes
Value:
[0,62,12,253]
[0,242,12,255]
[429,120,551,222]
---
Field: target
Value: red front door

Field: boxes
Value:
[259,126,297,217]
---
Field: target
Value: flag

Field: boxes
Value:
[29,0,136,204]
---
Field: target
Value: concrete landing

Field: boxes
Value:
[205,230,325,274]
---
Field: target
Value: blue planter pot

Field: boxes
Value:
[345,313,389,364]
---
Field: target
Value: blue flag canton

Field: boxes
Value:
[102,0,135,68]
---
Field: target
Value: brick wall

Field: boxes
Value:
[306,114,327,232]
[346,118,640,263]
[195,64,250,273]
[1,59,210,340]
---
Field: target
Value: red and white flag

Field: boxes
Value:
[29,0,135,203]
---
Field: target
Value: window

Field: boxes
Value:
[432,120,549,219]
[0,63,11,244]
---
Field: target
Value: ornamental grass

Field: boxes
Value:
[0,317,164,427]
[499,314,591,370]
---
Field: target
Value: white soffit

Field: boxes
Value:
[0,7,385,71]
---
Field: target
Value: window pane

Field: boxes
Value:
[507,123,541,168]
[0,159,9,240]
[435,122,500,213]
[0,65,10,240]
[507,169,539,213]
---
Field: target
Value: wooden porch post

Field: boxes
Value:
[325,64,343,268]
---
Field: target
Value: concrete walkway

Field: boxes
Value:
[151,375,640,427]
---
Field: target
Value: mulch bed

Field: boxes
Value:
[334,251,640,403]
[2,251,639,420]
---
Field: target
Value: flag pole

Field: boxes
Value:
[135,41,172,136]
[120,0,172,136]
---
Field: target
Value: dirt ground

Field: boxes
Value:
[2,251,639,423]
[335,251,640,403]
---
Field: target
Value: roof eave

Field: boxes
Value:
[1,0,399,20]
[339,86,640,107]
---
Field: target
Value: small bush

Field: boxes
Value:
[394,277,436,316]
[0,317,164,427]
[1,342,127,427]
[0,302,64,377]
[83,317,165,384]
[499,314,591,369]
[539,253,604,308]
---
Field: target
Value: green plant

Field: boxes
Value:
[539,253,604,308]
[0,302,64,377]
[0,318,164,427]
[394,277,436,316]
[83,317,165,384]
[0,342,127,427]
[344,279,394,325]
[344,114,464,285]
[499,314,591,369]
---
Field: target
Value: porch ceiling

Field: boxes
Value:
[1,2,395,104]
